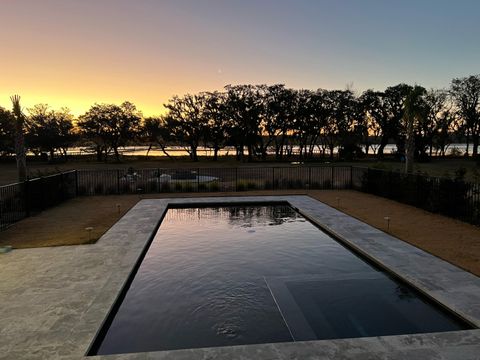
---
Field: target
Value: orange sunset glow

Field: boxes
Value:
[4,1,478,116]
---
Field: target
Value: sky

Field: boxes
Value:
[1,0,479,116]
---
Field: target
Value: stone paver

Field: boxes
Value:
[0,195,478,360]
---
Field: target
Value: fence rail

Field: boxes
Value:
[1,166,479,231]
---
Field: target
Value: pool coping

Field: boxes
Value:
[1,195,479,359]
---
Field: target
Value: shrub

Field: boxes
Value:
[77,185,87,195]
[184,183,194,192]
[120,183,130,193]
[160,182,171,192]
[285,179,297,189]
[174,182,183,191]
[208,182,220,192]
[105,186,117,195]
[246,181,257,190]
[94,183,104,194]
[361,168,472,221]
[454,167,467,180]
[310,181,321,189]
[322,179,332,189]
[236,181,246,191]
[450,146,462,157]
[371,162,391,171]
[264,180,273,190]
[198,183,207,191]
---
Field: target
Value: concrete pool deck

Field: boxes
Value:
[0,195,479,359]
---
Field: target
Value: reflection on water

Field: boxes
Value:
[93,206,470,355]
[167,205,300,228]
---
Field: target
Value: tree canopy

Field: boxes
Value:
[1,74,479,164]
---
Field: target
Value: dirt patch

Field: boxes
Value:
[0,191,307,248]
[1,189,479,277]
[313,190,480,277]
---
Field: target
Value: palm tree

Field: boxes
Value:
[403,86,426,173]
[10,95,27,181]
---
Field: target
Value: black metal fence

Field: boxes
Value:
[1,166,479,231]
[75,166,357,195]
[358,168,480,226]
[0,166,356,231]
[0,171,77,230]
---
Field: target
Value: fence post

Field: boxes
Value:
[60,172,65,201]
[350,166,353,189]
[366,167,370,192]
[117,169,120,195]
[272,167,275,190]
[235,168,238,191]
[24,178,30,217]
[41,177,46,210]
[308,167,312,187]
[75,170,79,197]
[331,166,334,189]
[197,168,200,192]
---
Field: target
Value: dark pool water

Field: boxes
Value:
[91,205,471,355]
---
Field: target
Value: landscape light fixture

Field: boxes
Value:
[85,227,94,242]
[384,216,390,231]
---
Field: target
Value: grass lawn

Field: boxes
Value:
[343,158,480,180]
[1,189,479,277]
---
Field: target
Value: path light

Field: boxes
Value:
[384,216,390,231]
[116,204,121,214]
[85,227,94,242]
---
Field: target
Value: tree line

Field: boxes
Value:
[1,75,479,163]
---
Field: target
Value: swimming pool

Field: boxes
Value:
[89,204,471,356]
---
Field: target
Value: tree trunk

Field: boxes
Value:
[113,147,120,162]
[96,145,102,162]
[472,135,479,158]
[377,136,388,159]
[247,144,254,162]
[465,129,470,156]
[329,144,334,159]
[235,146,242,161]
[191,146,198,162]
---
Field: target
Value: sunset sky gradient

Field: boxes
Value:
[1,0,479,116]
